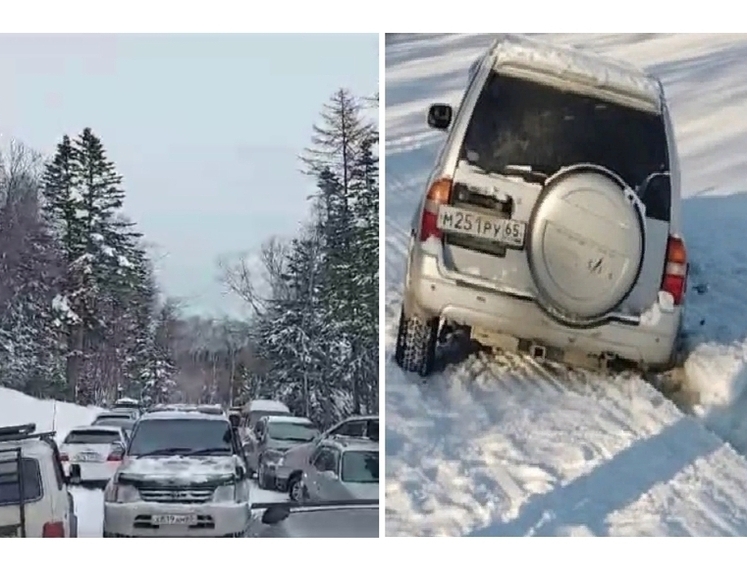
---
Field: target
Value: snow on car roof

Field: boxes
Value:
[330,437,379,453]
[247,399,289,412]
[138,409,228,422]
[265,415,313,425]
[114,397,139,405]
[488,34,663,112]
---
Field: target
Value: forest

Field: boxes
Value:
[0,89,378,429]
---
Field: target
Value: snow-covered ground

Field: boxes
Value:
[0,388,285,536]
[385,33,747,536]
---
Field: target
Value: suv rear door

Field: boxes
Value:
[437,69,673,324]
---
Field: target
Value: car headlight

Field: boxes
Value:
[264,450,282,466]
[104,482,140,503]
[213,484,238,503]
[276,456,284,467]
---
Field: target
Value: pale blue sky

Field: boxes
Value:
[0,33,379,316]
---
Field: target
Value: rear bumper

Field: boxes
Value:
[405,247,681,369]
[64,461,118,484]
[103,501,252,537]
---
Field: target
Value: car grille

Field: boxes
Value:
[137,486,215,504]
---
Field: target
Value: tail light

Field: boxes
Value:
[661,235,687,305]
[59,453,68,462]
[107,451,123,462]
[419,178,453,242]
[42,521,65,537]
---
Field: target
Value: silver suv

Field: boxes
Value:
[395,34,687,377]
[300,436,378,503]
[103,410,252,537]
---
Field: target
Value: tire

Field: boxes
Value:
[394,306,439,377]
[288,475,304,503]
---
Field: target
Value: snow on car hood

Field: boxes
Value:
[118,455,239,484]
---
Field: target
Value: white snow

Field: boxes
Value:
[385,33,747,536]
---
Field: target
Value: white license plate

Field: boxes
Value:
[437,205,526,248]
[152,514,198,526]
[74,452,101,462]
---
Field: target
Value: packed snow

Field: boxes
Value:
[385,33,747,536]
[0,388,285,536]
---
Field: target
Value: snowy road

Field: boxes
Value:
[385,33,747,536]
[71,482,287,537]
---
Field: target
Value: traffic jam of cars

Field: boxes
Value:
[0,397,378,537]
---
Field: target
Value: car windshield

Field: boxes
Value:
[64,430,121,445]
[127,418,235,457]
[340,451,379,483]
[461,71,670,189]
[267,422,319,442]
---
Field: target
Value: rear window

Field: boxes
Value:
[462,71,670,211]
[92,417,133,429]
[0,457,43,506]
[127,419,235,457]
[267,422,319,442]
[64,430,121,445]
[340,451,379,484]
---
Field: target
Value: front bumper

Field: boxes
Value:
[103,501,252,537]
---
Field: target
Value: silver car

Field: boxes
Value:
[395,34,687,377]
[249,416,319,489]
[276,415,378,501]
[300,436,378,503]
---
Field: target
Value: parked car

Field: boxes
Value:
[60,426,128,488]
[90,415,136,440]
[253,499,378,538]
[246,416,319,489]
[239,400,290,472]
[0,423,80,537]
[103,409,251,537]
[111,398,143,418]
[394,33,687,377]
[299,436,378,503]
[277,415,378,501]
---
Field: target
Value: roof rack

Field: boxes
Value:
[0,423,56,444]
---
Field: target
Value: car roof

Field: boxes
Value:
[265,415,313,425]
[246,400,289,413]
[138,410,228,422]
[486,34,663,113]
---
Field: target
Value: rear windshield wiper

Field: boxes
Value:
[496,164,549,184]
[136,447,193,457]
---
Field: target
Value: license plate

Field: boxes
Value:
[437,205,526,248]
[152,514,198,526]
[74,452,101,462]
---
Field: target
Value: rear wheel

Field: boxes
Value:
[394,306,439,377]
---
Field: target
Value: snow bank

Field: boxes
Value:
[0,386,101,442]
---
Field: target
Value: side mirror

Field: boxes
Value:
[261,505,291,525]
[427,103,453,131]
[68,464,82,485]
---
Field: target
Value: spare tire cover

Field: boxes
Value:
[527,166,644,324]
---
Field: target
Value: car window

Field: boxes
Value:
[92,418,134,430]
[332,421,367,438]
[341,451,378,483]
[312,448,338,473]
[255,419,266,436]
[461,71,670,191]
[267,422,319,442]
[127,419,235,457]
[64,430,121,445]
[0,457,43,506]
